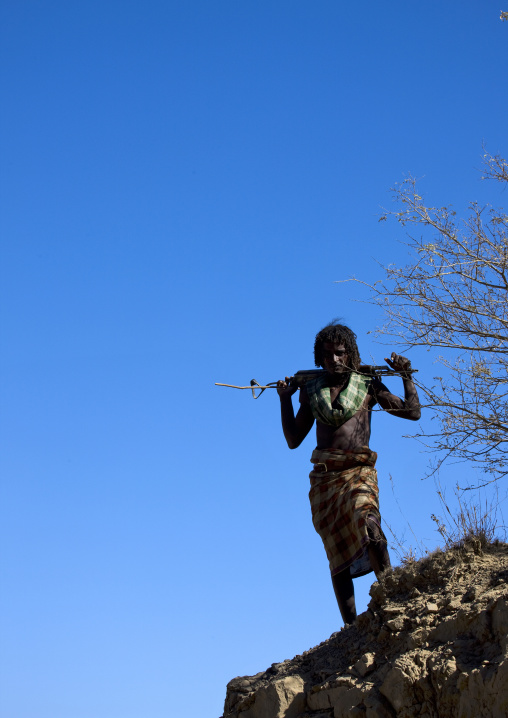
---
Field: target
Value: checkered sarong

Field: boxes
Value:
[309,447,383,578]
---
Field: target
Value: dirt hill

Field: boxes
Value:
[221,540,508,718]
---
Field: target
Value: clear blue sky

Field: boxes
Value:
[1,2,507,717]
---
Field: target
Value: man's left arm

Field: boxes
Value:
[372,353,421,421]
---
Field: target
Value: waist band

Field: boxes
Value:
[310,446,377,472]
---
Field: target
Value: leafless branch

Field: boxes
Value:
[344,150,508,482]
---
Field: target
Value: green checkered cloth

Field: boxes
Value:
[306,371,372,427]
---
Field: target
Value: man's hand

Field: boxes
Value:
[384,353,413,379]
[277,376,299,398]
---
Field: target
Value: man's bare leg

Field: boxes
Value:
[367,543,390,578]
[366,516,391,578]
[331,569,357,624]
[331,520,390,623]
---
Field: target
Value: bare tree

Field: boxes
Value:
[350,152,508,484]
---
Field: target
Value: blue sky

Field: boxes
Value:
[1,2,507,717]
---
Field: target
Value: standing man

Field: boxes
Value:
[277,321,421,625]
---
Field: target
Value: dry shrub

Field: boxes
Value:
[431,484,505,550]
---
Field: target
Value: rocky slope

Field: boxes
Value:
[221,540,508,718]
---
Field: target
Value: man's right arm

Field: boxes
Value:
[277,377,315,449]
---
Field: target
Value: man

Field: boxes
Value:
[276,321,421,625]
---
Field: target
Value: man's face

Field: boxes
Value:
[321,342,349,375]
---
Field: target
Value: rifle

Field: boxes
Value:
[215,365,418,399]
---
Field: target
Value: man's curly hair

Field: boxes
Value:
[314,321,361,371]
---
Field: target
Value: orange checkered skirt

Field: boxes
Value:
[309,447,384,578]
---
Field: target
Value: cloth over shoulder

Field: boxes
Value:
[305,371,372,427]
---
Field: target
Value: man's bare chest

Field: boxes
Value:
[329,385,372,410]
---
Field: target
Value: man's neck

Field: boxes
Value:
[326,371,351,389]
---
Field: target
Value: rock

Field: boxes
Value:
[369,581,387,606]
[364,692,393,718]
[237,676,305,718]
[380,665,415,712]
[448,598,462,611]
[425,602,439,613]
[354,652,376,677]
[221,541,508,718]
[382,606,401,617]
[386,616,405,632]
[456,660,508,718]
[492,598,508,638]
[406,627,429,649]
[330,685,364,717]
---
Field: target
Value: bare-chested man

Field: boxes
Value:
[277,321,420,625]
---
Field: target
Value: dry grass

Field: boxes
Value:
[381,471,508,573]
[386,474,506,568]
[385,474,428,564]
[431,483,506,551]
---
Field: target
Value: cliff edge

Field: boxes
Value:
[221,540,508,718]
